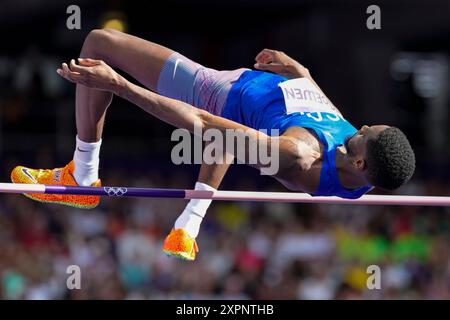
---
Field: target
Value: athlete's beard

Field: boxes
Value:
[344,131,358,156]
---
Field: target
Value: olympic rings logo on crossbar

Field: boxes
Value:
[104,187,128,197]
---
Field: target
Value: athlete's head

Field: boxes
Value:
[344,125,415,190]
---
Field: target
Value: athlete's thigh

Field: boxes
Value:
[89,29,174,92]
[90,29,246,115]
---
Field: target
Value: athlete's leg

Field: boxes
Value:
[11,29,245,210]
[74,30,245,259]
[11,29,177,207]
[76,28,174,142]
[74,29,246,185]
[76,29,246,142]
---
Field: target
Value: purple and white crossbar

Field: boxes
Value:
[0,182,449,206]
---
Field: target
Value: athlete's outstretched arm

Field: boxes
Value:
[57,58,320,173]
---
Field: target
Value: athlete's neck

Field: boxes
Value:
[335,146,368,189]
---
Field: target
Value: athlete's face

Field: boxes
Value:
[344,125,390,170]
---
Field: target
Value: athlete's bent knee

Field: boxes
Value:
[82,29,120,57]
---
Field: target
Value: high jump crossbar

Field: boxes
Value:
[0,183,449,206]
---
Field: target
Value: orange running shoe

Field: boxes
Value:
[162,228,199,261]
[10,160,101,209]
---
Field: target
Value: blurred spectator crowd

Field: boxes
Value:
[1,46,450,300]
[1,170,450,300]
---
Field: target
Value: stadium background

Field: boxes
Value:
[0,0,449,299]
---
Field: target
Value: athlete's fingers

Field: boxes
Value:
[56,68,66,80]
[255,51,269,63]
[77,59,97,67]
[254,62,284,72]
[56,68,75,83]
[69,59,90,74]
[258,48,276,57]
[67,71,85,81]
[259,54,273,64]
[62,62,70,73]
[255,49,276,64]
[62,62,83,78]
[57,63,85,84]
[57,69,78,82]
[61,63,73,78]
[57,65,105,89]
[255,50,263,61]
[78,58,103,66]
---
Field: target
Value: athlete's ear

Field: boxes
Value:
[352,158,366,171]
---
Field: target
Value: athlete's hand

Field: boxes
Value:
[254,49,311,79]
[297,141,321,171]
[57,58,123,92]
[279,136,321,172]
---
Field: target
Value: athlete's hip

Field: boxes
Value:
[157,52,248,115]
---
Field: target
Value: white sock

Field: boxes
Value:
[174,182,215,238]
[73,135,102,186]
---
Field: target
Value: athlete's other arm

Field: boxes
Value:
[198,147,234,189]
[254,49,341,114]
[57,58,320,174]
[174,146,233,238]
[254,49,312,80]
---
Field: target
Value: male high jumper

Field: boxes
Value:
[11,29,415,261]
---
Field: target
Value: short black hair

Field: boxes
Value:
[365,127,415,190]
